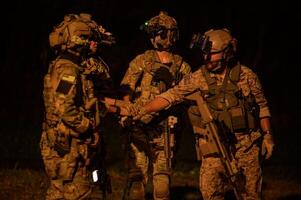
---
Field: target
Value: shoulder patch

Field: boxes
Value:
[56,74,76,95]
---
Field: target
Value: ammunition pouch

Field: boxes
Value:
[246,111,258,131]
[207,89,259,134]
[229,105,248,133]
[229,96,259,133]
[44,122,73,157]
[244,93,260,131]
[217,102,257,134]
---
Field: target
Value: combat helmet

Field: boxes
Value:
[190,28,237,72]
[49,13,114,51]
[142,11,179,50]
[147,11,177,30]
[203,29,236,54]
[190,28,236,53]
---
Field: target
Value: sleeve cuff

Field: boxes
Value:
[158,93,177,107]
[259,107,271,118]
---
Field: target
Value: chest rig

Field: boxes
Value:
[43,55,101,156]
[202,64,258,133]
[135,51,183,136]
[138,50,183,98]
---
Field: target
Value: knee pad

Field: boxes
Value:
[128,181,145,200]
[153,174,170,199]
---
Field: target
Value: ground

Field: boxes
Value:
[0,164,300,200]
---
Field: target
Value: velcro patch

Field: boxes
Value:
[56,75,76,95]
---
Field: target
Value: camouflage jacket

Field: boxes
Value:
[159,64,271,119]
[43,53,111,146]
[121,50,191,107]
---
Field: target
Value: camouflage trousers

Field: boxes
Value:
[199,134,262,200]
[40,131,102,200]
[124,128,172,200]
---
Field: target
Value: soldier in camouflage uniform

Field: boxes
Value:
[40,13,114,200]
[120,11,191,200]
[128,29,275,200]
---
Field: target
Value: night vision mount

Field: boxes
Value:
[189,33,212,54]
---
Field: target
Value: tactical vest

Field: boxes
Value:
[136,50,184,101]
[132,50,185,127]
[43,55,101,156]
[202,64,259,133]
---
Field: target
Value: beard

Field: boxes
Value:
[205,60,226,73]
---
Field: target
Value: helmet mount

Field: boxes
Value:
[141,11,179,51]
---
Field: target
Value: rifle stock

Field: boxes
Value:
[185,91,243,200]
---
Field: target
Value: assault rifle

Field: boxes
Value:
[185,91,244,200]
[91,140,112,200]
[163,116,177,170]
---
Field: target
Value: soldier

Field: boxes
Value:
[120,11,191,200]
[127,29,275,200]
[40,13,114,200]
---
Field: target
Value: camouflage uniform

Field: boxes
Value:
[119,11,191,200]
[121,49,191,200]
[40,13,113,200]
[159,64,271,200]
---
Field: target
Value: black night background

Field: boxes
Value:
[0,0,300,199]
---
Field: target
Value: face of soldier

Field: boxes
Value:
[151,29,176,51]
[204,52,226,73]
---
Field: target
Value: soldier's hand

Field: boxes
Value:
[119,116,133,128]
[124,104,152,123]
[262,133,275,160]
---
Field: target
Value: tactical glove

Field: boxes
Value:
[133,107,147,120]
[125,104,153,124]
[261,132,275,160]
[125,103,141,117]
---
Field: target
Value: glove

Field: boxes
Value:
[261,132,275,160]
[125,104,153,124]
[152,66,173,87]
[132,107,148,121]
[125,104,140,117]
